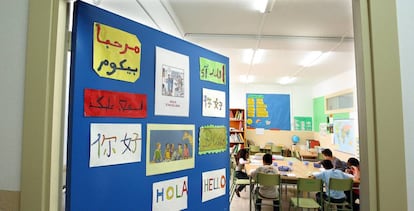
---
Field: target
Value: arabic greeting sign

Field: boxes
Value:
[152,176,188,211]
[93,22,141,82]
[84,88,147,118]
[90,123,142,167]
[200,57,226,84]
[202,168,226,202]
[202,88,226,118]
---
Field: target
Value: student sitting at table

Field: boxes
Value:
[250,153,279,211]
[235,148,250,197]
[321,148,347,171]
[312,159,353,205]
[345,157,360,210]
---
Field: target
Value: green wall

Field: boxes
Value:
[313,96,350,132]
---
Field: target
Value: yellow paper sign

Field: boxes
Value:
[93,22,141,83]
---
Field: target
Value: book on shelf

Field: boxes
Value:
[229,133,245,143]
[230,143,244,155]
[230,110,244,120]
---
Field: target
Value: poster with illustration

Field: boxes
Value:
[146,124,195,175]
[154,47,189,117]
[198,125,227,155]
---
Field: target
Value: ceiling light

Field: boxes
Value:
[310,52,331,66]
[254,0,275,13]
[278,76,296,85]
[254,0,268,13]
[242,49,265,64]
[299,51,322,67]
[240,75,255,83]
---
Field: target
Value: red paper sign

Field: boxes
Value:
[84,88,147,118]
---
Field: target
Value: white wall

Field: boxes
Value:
[312,70,357,98]
[0,0,28,191]
[396,1,414,210]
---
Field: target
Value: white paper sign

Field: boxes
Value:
[155,46,190,117]
[202,168,226,202]
[202,88,226,118]
[153,176,188,211]
[90,123,142,167]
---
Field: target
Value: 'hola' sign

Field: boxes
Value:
[93,22,141,83]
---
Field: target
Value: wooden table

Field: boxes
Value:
[246,157,321,181]
[299,150,318,161]
[245,157,322,210]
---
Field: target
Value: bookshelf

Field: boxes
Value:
[229,108,246,153]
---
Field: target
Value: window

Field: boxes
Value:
[325,89,354,113]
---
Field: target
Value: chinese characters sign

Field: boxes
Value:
[199,57,226,84]
[84,88,147,118]
[93,22,141,82]
[90,123,142,167]
[202,88,225,118]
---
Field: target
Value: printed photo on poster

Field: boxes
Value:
[202,168,226,202]
[154,47,189,117]
[153,176,188,211]
[202,88,226,118]
[90,123,142,167]
[146,124,195,175]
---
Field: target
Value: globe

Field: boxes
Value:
[292,135,300,144]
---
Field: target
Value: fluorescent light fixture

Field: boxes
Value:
[239,75,255,83]
[299,51,322,67]
[242,49,265,64]
[278,76,297,85]
[254,0,269,13]
[311,52,331,66]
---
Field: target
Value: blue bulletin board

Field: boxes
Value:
[246,93,291,130]
[66,2,229,210]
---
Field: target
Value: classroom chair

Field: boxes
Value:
[249,145,260,155]
[251,173,282,211]
[289,178,323,211]
[323,178,354,211]
[271,145,283,155]
[229,155,251,203]
[294,150,301,160]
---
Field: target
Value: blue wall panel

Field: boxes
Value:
[67,2,229,210]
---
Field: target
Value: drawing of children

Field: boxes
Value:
[153,142,162,163]
[170,144,176,161]
[183,143,190,159]
[177,144,183,160]
[164,143,171,161]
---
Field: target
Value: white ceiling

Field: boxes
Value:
[81,0,355,87]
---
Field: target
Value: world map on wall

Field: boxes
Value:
[333,119,356,155]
